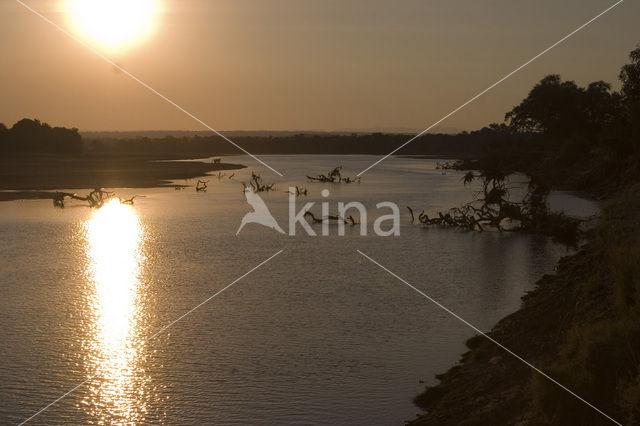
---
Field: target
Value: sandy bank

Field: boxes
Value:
[0,154,245,201]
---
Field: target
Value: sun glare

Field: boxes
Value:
[83,199,148,422]
[64,0,161,52]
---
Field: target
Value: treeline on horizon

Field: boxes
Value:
[84,128,520,157]
[1,44,638,166]
[0,116,523,157]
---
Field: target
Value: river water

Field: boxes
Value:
[0,155,597,425]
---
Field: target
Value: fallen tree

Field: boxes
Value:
[307,166,361,184]
[286,186,308,196]
[409,166,581,243]
[53,187,124,208]
[304,211,359,225]
[243,172,275,192]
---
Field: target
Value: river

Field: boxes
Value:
[0,155,597,424]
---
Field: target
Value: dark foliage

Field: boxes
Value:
[455,45,640,198]
[505,75,621,140]
[0,118,82,154]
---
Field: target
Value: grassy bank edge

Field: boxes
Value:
[408,183,640,425]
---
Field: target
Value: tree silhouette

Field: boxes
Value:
[0,123,8,152]
[504,74,620,141]
[582,80,621,137]
[505,75,585,137]
[620,46,640,103]
[5,118,81,154]
[618,46,640,150]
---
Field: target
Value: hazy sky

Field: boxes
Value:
[1,0,638,132]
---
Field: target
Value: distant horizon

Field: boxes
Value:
[78,126,465,137]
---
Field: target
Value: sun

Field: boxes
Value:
[64,0,162,52]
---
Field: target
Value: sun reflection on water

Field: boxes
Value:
[82,199,148,423]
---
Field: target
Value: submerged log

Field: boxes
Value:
[118,196,139,205]
[303,211,360,225]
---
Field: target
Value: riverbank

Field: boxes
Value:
[409,183,640,425]
[0,154,245,201]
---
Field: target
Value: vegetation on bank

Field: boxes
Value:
[531,185,640,425]
[456,46,640,196]
[0,118,81,154]
[410,45,640,425]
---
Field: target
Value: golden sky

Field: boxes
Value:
[0,0,637,132]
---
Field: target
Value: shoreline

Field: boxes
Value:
[408,184,640,424]
[0,154,245,201]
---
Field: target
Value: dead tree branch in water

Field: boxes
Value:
[407,206,415,223]
[304,211,340,223]
[307,166,361,184]
[303,211,360,225]
[196,179,209,192]
[286,186,308,196]
[52,187,120,208]
[118,196,140,205]
[345,214,359,225]
[243,172,275,193]
[408,167,582,243]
